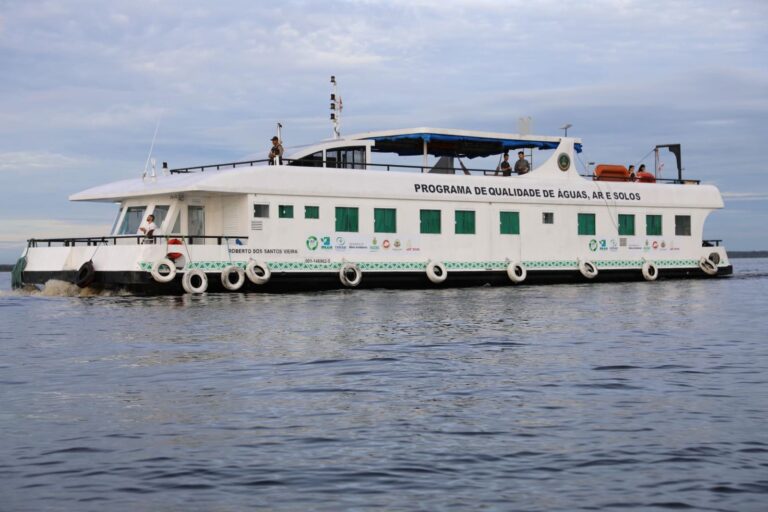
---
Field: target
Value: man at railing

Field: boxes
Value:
[269,136,284,165]
[138,214,159,243]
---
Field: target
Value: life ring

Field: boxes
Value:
[221,265,245,291]
[75,260,96,288]
[339,262,362,288]
[245,260,271,285]
[641,259,659,281]
[426,261,448,284]
[167,238,183,260]
[182,269,208,294]
[151,257,177,283]
[699,256,718,276]
[506,261,527,284]
[578,258,598,279]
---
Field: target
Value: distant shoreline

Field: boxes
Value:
[1,251,767,272]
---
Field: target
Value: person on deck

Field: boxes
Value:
[514,151,530,175]
[495,153,512,177]
[268,136,284,165]
[636,164,656,183]
[138,214,159,242]
[627,165,636,182]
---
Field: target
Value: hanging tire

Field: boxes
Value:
[578,258,598,279]
[221,265,245,291]
[426,261,448,284]
[75,260,96,288]
[245,260,271,285]
[151,257,177,283]
[339,262,362,288]
[507,261,527,284]
[699,256,718,276]
[641,259,659,281]
[182,269,208,294]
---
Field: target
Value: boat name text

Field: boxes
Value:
[229,248,298,254]
[413,184,641,201]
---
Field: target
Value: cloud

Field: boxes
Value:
[721,192,768,201]
[0,151,86,171]
[0,219,113,244]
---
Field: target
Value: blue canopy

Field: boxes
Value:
[364,133,582,158]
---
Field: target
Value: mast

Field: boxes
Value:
[330,75,341,139]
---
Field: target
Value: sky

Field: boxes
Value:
[1,0,767,262]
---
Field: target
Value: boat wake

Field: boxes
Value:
[2,279,130,298]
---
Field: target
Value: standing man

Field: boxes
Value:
[495,152,512,176]
[268,136,284,165]
[514,150,530,175]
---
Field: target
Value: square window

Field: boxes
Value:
[374,208,396,233]
[675,215,691,236]
[305,206,319,219]
[500,211,520,235]
[578,213,596,235]
[455,210,475,234]
[543,212,554,224]
[618,214,635,236]
[646,214,662,236]
[335,207,359,232]
[420,209,441,234]
[278,205,293,218]
[253,204,269,218]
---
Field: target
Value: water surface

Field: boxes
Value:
[1,261,767,511]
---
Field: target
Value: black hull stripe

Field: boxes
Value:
[21,266,734,295]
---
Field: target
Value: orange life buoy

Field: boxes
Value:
[167,238,183,260]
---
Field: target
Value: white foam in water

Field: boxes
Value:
[3,279,129,297]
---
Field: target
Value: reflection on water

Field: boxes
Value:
[1,263,768,511]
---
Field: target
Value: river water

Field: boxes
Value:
[1,260,767,511]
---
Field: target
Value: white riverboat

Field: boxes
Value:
[13,125,731,294]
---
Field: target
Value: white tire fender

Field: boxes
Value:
[339,262,362,288]
[699,256,718,276]
[641,259,659,281]
[182,269,208,294]
[426,261,448,284]
[506,261,527,284]
[151,258,177,283]
[246,260,271,285]
[221,265,245,291]
[578,258,598,279]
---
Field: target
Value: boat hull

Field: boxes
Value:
[20,265,733,295]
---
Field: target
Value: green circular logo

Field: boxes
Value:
[589,239,598,252]
[306,236,318,251]
[558,153,570,171]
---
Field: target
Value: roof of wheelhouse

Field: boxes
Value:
[344,127,583,157]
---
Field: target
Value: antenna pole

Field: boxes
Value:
[330,75,341,139]
[143,119,161,177]
[654,146,659,178]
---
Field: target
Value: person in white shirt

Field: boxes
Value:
[138,214,159,237]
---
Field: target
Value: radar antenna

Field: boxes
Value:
[330,75,342,139]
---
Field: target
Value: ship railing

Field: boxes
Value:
[583,174,700,185]
[170,160,271,174]
[702,239,722,247]
[169,158,701,183]
[27,235,250,248]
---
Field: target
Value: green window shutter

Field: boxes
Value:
[420,209,441,234]
[618,214,635,236]
[374,208,396,233]
[675,215,691,236]
[305,206,319,219]
[335,207,359,232]
[500,211,520,234]
[455,210,475,234]
[646,214,662,236]
[578,213,596,235]
[278,205,294,218]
